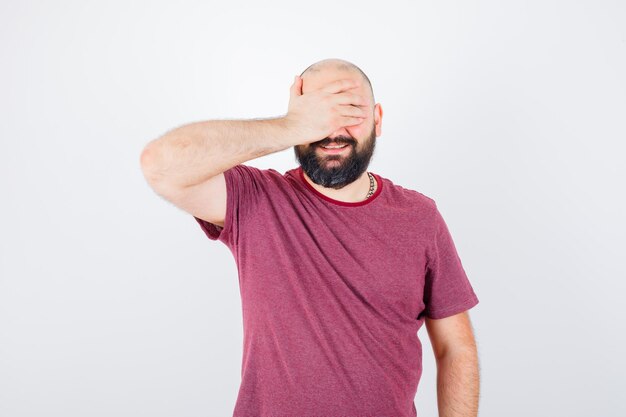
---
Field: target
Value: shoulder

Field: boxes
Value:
[228,163,280,177]
[226,163,287,185]
[225,165,301,203]
[378,174,438,212]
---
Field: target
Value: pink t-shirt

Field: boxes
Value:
[194,164,479,417]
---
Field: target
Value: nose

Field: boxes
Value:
[328,127,351,141]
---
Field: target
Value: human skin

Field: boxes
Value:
[140,72,370,201]
[140,61,480,415]
[426,311,480,416]
[295,61,384,201]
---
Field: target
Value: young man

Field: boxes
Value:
[140,58,480,417]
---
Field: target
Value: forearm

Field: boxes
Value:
[140,116,294,188]
[435,349,480,417]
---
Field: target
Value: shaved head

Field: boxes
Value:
[294,58,380,189]
[299,58,375,107]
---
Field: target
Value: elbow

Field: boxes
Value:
[140,144,156,170]
[139,145,163,185]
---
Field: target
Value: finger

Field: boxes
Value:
[341,116,366,126]
[338,104,368,119]
[296,76,303,95]
[333,92,369,107]
[291,75,302,97]
[321,78,361,94]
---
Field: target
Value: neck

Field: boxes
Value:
[301,170,376,203]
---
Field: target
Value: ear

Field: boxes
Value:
[374,103,383,137]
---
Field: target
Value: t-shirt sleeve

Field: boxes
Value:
[193,163,266,248]
[423,203,479,319]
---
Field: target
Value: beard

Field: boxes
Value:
[293,124,377,190]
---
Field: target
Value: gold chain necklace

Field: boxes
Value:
[365,172,376,199]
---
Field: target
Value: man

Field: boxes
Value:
[140,58,480,417]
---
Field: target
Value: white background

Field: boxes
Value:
[1,0,625,416]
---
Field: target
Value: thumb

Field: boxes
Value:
[290,75,302,97]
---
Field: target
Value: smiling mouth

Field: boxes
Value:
[321,143,348,149]
[319,143,351,153]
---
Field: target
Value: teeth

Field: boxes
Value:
[322,144,347,149]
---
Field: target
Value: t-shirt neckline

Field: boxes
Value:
[296,166,383,207]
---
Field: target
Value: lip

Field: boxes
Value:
[318,144,351,154]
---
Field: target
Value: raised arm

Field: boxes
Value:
[139,76,368,225]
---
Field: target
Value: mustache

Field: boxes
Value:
[316,137,354,147]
